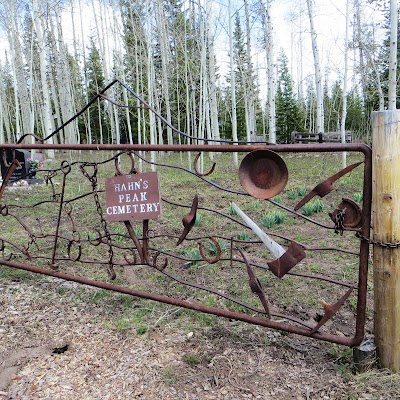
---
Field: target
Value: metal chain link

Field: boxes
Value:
[80,163,116,280]
[355,231,400,249]
[333,208,346,236]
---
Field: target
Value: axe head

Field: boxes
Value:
[267,241,306,279]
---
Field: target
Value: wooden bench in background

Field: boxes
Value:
[291,131,353,144]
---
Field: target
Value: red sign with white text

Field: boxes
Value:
[105,172,162,221]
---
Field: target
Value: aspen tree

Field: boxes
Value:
[32,0,55,159]
[229,0,239,165]
[388,0,398,110]
[262,0,276,143]
[306,0,324,134]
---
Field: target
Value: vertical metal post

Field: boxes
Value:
[372,110,400,371]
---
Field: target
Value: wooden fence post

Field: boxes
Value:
[372,110,400,372]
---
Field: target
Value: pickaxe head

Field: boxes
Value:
[267,241,306,279]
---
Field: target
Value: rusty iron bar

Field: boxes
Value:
[0,143,372,346]
[0,258,361,346]
[0,142,370,154]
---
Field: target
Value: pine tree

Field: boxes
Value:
[275,51,303,143]
[86,39,109,144]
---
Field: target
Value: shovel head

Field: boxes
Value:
[267,241,306,279]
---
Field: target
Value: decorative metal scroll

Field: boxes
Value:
[0,142,372,347]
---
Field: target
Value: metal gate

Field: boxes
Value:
[0,141,372,347]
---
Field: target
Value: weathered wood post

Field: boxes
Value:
[372,110,400,371]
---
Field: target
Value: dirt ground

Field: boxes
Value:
[0,273,383,400]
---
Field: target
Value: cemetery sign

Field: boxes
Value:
[105,172,162,221]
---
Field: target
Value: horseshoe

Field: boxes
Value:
[67,240,82,262]
[193,152,216,177]
[114,152,137,176]
[198,237,222,264]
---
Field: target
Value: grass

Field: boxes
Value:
[237,232,251,241]
[162,367,176,385]
[260,210,285,229]
[301,198,325,216]
[1,151,389,398]
[182,352,201,368]
[287,187,306,200]
[0,151,371,377]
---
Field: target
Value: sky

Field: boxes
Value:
[0,0,385,99]
[211,0,384,97]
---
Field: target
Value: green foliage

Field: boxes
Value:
[136,325,148,335]
[301,199,325,216]
[206,238,227,256]
[237,232,251,241]
[194,213,202,226]
[353,192,363,203]
[287,187,306,200]
[162,367,176,385]
[182,352,201,368]
[228,204,238,216]
[272,195,283,204]
[182,247,201,266]
[260,210,285,229]
[275,50,304,143]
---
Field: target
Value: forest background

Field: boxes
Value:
[0,0,393,149]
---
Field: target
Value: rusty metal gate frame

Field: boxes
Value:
[0,142,372,347]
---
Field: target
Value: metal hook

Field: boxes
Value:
[193,152,216,177]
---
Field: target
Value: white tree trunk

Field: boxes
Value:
[388,0,398,110]
[307,0,324,133]
[229,0,239,165]
[244,0,256,141]
[341,0,350,168]
[263,0,276,143]
[32,0,55,159]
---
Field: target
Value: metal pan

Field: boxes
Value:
[239,150,288,199]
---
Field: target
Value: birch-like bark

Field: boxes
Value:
[32,0,55,159]
[229,0,239,165]
[244,0,256,141]
[155,0,173,145]
[205,1,220,145]
[388,0,398,110]
[145,0,157,169]
[307,0,324,133]
[262,0,276,143]
[341,0,350,168]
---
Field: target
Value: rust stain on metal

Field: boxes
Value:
[177,195,198,245]
[329,198,362,229]
[309,287,354,335]
[239,150,288,199]
[267,241,306,279]
[0,80,373,347]
[294,161,363,210]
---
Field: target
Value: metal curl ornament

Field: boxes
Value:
[123,249,138,266]
[88,229,104,246]
[150,251,168,271]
